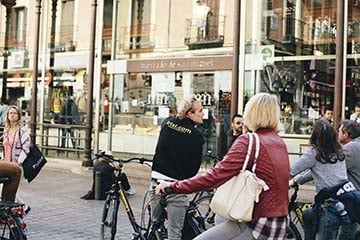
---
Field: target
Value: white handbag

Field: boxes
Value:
[209,132,269,222]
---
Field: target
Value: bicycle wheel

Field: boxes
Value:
[287,221,302,240]
[0,212,27,240]
[194,195,215,229]
[288,209,304,239]
[100,194,119,240]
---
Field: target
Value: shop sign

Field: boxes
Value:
[194,92,213,106]
[127,56,232,73]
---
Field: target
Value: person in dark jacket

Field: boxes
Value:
[156,93,290,239]
[150,97,204,240]
[59,97,80,148]
[226,114,243,150]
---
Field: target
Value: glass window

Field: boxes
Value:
[245,0,339,134]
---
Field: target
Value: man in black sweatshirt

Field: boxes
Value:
[151,97,204,240]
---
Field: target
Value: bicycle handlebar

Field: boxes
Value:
[94,151,152,165]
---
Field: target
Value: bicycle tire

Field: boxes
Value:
[0,211,27,240]
[288,209,304,239]
[100,194,119,240]
[194,195,215,228]
[287,221,302,240]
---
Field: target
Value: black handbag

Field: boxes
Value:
[19,131,47,183]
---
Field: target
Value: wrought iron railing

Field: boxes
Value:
[119,23,156,52]
[0,30,27,51]
[184,15,225,49]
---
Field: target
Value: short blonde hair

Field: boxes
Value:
[176,97,197,119]
[243,93,280,131]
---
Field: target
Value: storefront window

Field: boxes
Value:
[346,2,360,119]
[245,0,343,134]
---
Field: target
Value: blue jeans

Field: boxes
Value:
[303,202,351,240]
[317,203,341,240]
[337,223,358,240]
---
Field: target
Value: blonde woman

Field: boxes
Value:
[2,105,31,212]
[156,93,290,239]
[2,105,31,163]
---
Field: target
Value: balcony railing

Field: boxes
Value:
[184,15,225,49]
[0,30,27,51]
[52,24,78,53]
[119,23,156,52]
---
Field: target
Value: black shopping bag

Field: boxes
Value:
[22,144,47,183]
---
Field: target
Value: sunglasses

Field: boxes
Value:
[234,122,242,125]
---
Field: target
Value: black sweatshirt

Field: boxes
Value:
[152,117,204,180]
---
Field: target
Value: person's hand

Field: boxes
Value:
[289,177,298,187]
[155,182,171,195]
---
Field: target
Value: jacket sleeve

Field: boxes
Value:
[171,134,250,194]
[290,147,316,183]
[17,129,31,164]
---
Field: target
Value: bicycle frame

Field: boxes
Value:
[112,168,149,238]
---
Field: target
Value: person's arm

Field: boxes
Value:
[290,147,316,184]
[156,134,250,194]
[343,144,355,170]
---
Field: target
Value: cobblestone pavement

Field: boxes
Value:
[20,168,150,240]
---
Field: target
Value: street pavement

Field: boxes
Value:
[20,165,151,240]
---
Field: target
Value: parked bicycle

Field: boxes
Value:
[0,177,27,240]
[98,151,206,240]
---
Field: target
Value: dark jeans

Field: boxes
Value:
[61,128,76,148]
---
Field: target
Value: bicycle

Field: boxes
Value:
[190,189,215,228]
[98,151,206,240]
[0,177,27,240]
[287,184,312,240]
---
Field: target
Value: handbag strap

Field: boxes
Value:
[18,129,22,149]
[241,133,254,172]
[251,132,260,172]
[17,129,25,150]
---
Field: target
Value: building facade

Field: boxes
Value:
[0,0,359,160]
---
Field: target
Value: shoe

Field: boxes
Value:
[80,190,95,200]
[125,188,136,195]
[24,205,31,215]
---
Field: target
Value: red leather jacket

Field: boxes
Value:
[171,128,290,220]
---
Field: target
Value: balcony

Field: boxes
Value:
[52,24,78,53]
[184,15,225,50]
[119,23,156,53]
[0,29,27,52]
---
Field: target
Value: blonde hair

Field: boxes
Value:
[243,93,280,132]
[176,97,197,119]
[5,105,22,129]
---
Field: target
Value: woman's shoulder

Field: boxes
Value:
[19,127,30,136]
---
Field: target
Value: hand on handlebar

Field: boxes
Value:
[155,182,173,195]
[289,177,298,188]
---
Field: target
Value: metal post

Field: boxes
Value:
[82,0,98,167]
[30,0,42,144]
[333,0,345,129]
[107,0,119,150]
[231,0,240,118]
[1,2,15,103]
